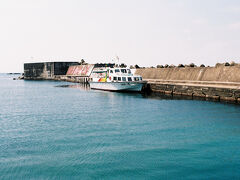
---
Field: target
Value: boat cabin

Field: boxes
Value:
[90,67,143,83]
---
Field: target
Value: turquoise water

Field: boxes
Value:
[1,74,240,179]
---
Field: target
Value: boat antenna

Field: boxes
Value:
[116,55,120,66]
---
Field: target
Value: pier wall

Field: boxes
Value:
[24,63,113,82]
[24,62,79,80]
[146,81,240,103]
[136,65,240,103]
[135,65,240,82]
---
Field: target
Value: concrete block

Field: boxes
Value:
[206,95,220,101]
[173,92,182,95]
[181,92,193,97]
[165,91,173,95]
[233,90,240,98]
[220,96,237,102]
[237,98,240,104]
[153,90,165,94]
[193,93,206,98]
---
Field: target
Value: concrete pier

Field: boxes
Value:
[23,62,240,104]
[136,65,240,104]
[143,79,240,103]
[24,62,79,80]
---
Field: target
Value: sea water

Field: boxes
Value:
[0,74,240,179]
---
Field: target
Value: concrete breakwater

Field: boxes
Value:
[23,62,113,83]
[136,65,240,103]
[23,62,240,104]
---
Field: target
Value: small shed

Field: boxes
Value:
[66,64,94,83]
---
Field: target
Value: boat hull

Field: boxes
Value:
[89,82,145,92]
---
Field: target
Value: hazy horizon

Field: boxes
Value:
[1,0,240,73]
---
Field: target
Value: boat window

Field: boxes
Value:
[115,69,120,73]
[93,71,106,73]
[122,77,126,81]
[121,69,127,73]
[127,69,131,74]
[128,77,132,81]
[139,77,142,81]
[134,77,139,81]
[113,77,117,81]
[118,77,121,81]
[110,70,113,73]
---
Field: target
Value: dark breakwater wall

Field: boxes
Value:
[136,65,240,103]
[24,62,79,80]
[146,81,240,103]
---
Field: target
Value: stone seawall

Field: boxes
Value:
[54,75,89,83]
[146,80,240,103]
[135,65,240,82]
[24,75,88,83]
[24,62,79,80]
[136,66,240,103]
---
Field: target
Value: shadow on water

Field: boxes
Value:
[55,84,240,106]
[142,92,194,101]
[55,84,91,91]
[143,92,240,106]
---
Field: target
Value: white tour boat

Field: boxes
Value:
[89,67,146,91]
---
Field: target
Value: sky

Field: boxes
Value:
[0,0,240,72]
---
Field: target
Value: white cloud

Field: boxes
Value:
[228,22,240,30]
[224,6,240,14]
[192,18,207,25]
